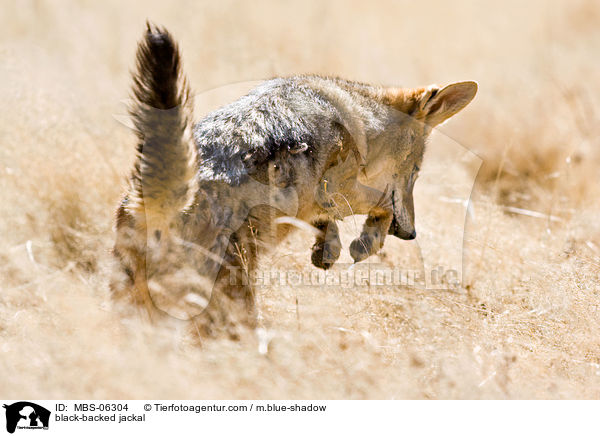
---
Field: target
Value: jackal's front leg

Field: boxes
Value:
[311,217,341,270]
[349,207,393,263]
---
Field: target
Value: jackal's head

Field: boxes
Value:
[363,81,477,240]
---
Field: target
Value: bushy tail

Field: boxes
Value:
[128,22,196,229]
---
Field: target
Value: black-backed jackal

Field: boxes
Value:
[111,23,477,338]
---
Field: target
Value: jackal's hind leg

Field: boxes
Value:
[311,217,341,270]
[189,224,258,341]
[349,208,393,263]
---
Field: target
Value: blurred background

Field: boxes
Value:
[1,0,599,398]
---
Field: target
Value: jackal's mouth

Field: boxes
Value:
[388,190,416,240]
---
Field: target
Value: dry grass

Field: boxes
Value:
[1,0,599,399]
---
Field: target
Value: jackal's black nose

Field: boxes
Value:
[391,228,416,240]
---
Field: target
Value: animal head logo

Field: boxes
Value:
[3,402,50,434]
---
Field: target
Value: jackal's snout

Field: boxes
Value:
[388,189,416,240]
[388,216,416,240]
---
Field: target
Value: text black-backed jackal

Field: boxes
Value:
[111,24,477,338]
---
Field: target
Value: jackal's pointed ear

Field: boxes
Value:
[421,81,477,126]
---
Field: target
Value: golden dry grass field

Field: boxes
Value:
[1,0,599,399]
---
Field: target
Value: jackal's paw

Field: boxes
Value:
[349,234,378,263]
[311,238,341,270]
